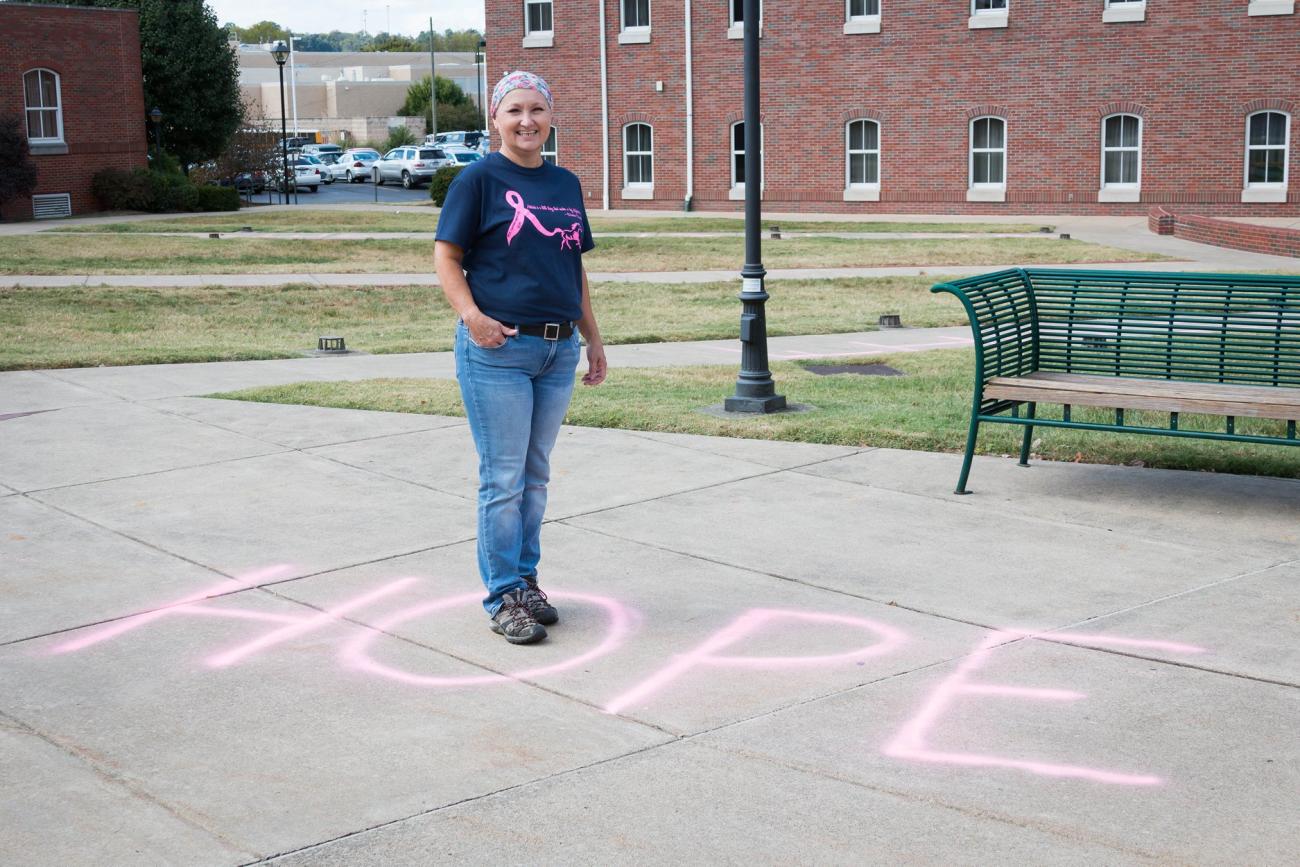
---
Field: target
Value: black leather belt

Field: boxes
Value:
[505,322,574,340]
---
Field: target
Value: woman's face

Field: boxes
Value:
[493,88,552,166]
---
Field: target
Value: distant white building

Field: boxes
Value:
[235,43,486,145]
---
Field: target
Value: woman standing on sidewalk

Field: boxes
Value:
[433,71,607,645]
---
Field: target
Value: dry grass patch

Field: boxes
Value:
[0,233,1161,276]
[0,276,966,370]
[52,210,1045,236]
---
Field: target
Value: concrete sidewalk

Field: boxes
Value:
[2,334,1298,864]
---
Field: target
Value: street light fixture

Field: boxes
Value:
[724,0,785,413]
[271,41,291,205]
[148,107,162,163]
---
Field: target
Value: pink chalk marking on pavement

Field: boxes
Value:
[882,629,1204,786]
[603,608,907,715]
[340,590,635,687]
[205,577,419,668]
[51,564,298,654]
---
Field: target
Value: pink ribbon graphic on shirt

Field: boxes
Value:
[505,189,584,250]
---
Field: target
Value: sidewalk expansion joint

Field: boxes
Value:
[0,707,260,858]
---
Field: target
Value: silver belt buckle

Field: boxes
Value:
[543,322,561,341]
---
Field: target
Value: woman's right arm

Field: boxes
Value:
[434,240,517,348]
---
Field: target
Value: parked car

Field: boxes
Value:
[374,146,456,188]
[315,152,341,183]
[301,143,343,160]
[328,148,382,183]
[429,130,485,152]
[443,146,482,166]
[277,156,322,192]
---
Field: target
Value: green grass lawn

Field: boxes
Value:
[0,276,964,370]
[50,210,1048,236]
[0,233,1163,276]
[210,349,1300,480]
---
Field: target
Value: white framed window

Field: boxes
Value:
[970,0,1008,28]
[845,119,880,201]
[730,120,763,199]
[620,0,651,43]
[728,0,761,39]
[1099,114,1141,202]
[968,116,1006,202]
[844,0,881,34]
[542,127,558,165]
[622,123,653,199]
[1103,0,1146,23]
[1243,110,1289,202]
[523,0,554,48]
[24,69,63,143]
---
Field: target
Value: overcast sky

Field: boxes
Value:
[205,1,485,37]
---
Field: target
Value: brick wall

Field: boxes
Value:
[1151,207,1300,258]
[0,4,147,221]
[484,1,1300,215]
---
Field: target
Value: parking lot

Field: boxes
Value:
[240,176,431,207]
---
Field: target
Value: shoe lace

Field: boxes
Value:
[522,584,550,608]
[498,591,538,628]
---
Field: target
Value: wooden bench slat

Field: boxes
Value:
[986,372,1300,420]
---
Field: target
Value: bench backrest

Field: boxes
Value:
[1024,269,1300,387]
[933,269,1300,388]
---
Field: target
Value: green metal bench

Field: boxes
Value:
[931,268,1300,494]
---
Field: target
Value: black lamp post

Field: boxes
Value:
[477,37,487,136]
[724,0,785,413]
[148,107,162,163]
[271,41,291,205]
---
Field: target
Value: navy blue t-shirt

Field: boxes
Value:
[435,152,594,325]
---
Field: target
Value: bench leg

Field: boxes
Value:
[1018,402,1036,467]
[955,413,979,495]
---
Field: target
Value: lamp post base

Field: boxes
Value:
[724,393,788,414]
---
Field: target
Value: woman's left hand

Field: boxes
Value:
[582,342,607,386]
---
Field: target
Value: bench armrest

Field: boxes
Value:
[931,268,1040,384]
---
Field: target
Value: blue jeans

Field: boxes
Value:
[454,320,580,615]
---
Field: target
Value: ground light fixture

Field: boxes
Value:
[272,42,291,205]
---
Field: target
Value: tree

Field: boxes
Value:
[365,33,422,52]
[233,20,288,44]
[400,75,479,134]
[24,0,242,170]
[0,116,39,216]
[415,29,485,51]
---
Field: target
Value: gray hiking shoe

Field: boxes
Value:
[490,589,547,644]
[521,575,559,626]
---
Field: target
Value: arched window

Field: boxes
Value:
[969,116,1005,187]
[1246,111,1289,187]
[1101,113,1141,188]
[542,127,558,165]
[846,119,880,188]
[730,120,764,197]
[24,69,63,143]
[623,123,653,187]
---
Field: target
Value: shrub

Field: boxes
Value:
[91,167,229,212]
[384,125,417,151]
[429,165,465,206]
[0,114,38,214]
[194,184,240,211]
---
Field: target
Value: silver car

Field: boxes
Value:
[328,148,381,183]
[374,146,457,189]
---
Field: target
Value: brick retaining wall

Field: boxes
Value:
[1149,207,1300,258]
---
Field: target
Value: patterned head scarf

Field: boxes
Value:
[490,71,553,117]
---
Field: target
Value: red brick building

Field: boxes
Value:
[1,2,147,221]
[484,0,1298,214]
